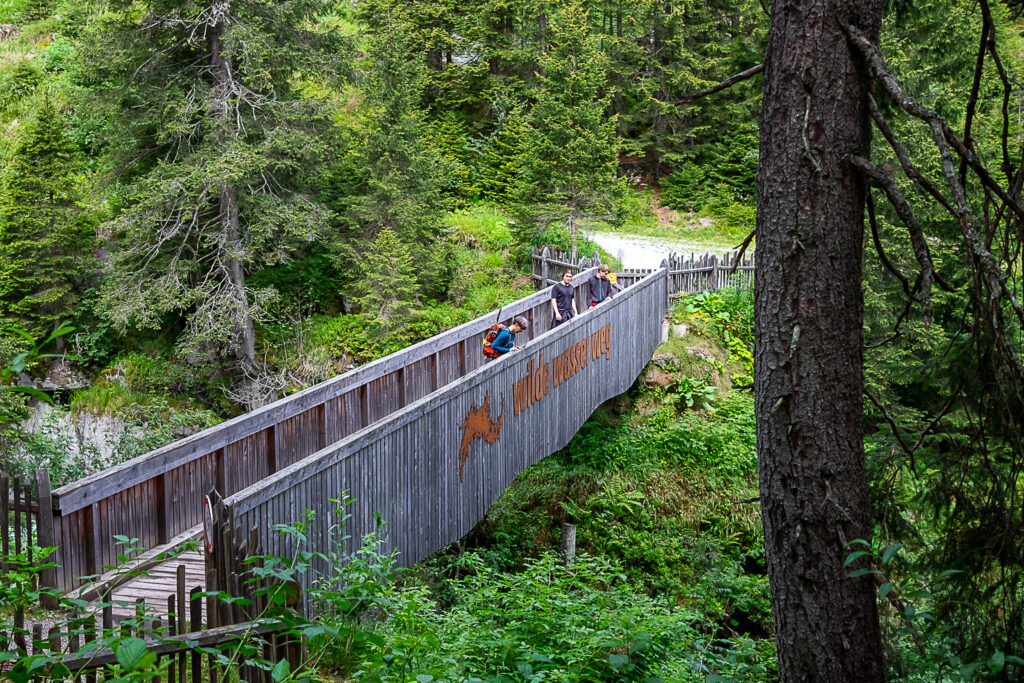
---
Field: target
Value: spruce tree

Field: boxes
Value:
[346,0,450,263]
[0,98,85,336]
[517,1,618,257]
[356,228,419,332]
[481,99,526,203]
[86,0,343,406]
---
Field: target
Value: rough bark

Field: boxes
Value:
[210,4,257,372]
[754,1,885,680]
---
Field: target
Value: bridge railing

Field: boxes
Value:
[531,247,755,296]
[214,268,668,592]
[41,268,605,591]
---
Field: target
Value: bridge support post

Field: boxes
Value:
[35,469,58,609]
[560,522,576,566]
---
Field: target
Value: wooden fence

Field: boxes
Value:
[3,500,302,681]
[215,268,668,593]
[2,471,38,569]
[34,268,605,593]
[2,573,299,683]
[531,246,755,296]
[531,247,603,287]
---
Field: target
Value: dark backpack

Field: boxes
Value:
[482,323,508,358]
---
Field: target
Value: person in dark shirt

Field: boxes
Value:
[587,265,614,308]
[549,269,578,327]
[490,315,529,355]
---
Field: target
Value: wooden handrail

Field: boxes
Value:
[50,268,601,514]
[226,268,667,515]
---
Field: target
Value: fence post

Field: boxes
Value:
[661,258,670,308]
[560,522,576,565]
[35,469,58,609]
[540,246,550,289]
[710,255,719,290]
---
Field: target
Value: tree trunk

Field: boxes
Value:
[210,5,257,374]
[755,1,885,681]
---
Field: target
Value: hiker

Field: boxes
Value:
[484,315,529,357]
[587,265,614,308]
[549,269,578,327]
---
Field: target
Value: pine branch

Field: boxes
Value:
[846,23,1024,345]
[852,156,937,324]
[673,63,764,105]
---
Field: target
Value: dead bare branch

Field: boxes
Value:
[853,156,936,323]
[674,63,764,105]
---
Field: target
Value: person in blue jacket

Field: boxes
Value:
[490,315,529,355]
[587,265,614,308]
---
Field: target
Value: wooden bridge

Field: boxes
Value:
[11,250,754,616]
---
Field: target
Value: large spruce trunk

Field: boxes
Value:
[209,6,257,375]
[754,1,886,680]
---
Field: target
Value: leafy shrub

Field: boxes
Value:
[680,288,754,374]
[66,287,121,367]
[447,205,513,252]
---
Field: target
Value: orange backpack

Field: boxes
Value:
[482,323,508,358]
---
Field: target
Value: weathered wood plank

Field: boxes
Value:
[222,270,667,598]
[52,270,603,515]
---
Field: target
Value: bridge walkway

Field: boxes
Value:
[26,250,753,623]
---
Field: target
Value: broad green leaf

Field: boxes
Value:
[881,543,904,564]
[115,638,150,671]
[847,568,881,578]
[4,386,53,402]
[609,653,630,669]
[271,658,290,682]
[843,550,871,566]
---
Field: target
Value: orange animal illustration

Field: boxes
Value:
[458,392,504,481]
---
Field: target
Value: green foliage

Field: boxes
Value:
[679,288,754,375]
[661,125,758,218]
[447,205,514,253]
[428,111,479,202]
[343,0,450,256]
[319,542,773,682]
[300,301,479,366]
[0,324,32,439]
[87,0,340,373]
[515,1,619,249]
[0,97,87,334]
[479,97,526,204]
[356,228,421,333]
[248,248,346,314]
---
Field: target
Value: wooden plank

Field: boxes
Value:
[51,269,604,514]
[225,270,667,521]
[35,470,58,608]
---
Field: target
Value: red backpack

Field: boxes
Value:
[482,323,508,358]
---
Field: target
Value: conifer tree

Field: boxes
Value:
[86,0,342,406]
[346,0,449,261]
[429,111,479,202]
[517,1,618,258]
[356,228,419,331]
[481,99,526,203]
[0,98,85,335]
